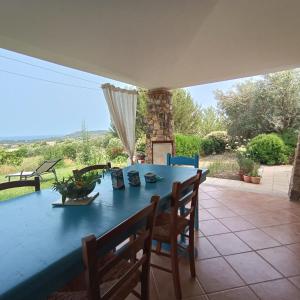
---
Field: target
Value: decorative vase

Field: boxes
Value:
[111,167,125,189]
[251,176,261,184]
[243,175,251,183]
[127,170,141,186]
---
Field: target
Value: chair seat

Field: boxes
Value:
[153,213,189,243]
[48,258,141,300]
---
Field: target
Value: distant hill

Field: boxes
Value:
[65,130,108,139]
[0,130,108,144]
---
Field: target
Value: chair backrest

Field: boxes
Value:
[82,195,159,300]
[73,163,111,178]
[170,170,202,230]
[35,159,61,174]
[0,177,40,192]
[166,153,199,168]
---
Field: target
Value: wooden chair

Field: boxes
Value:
[166,153,199,168]
[151,170,201,299]
[0,177,40,192]
[49,195,159,300]
[73,163,111,178]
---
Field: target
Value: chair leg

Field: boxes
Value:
[188,227,196,277]
[141,264,150,300]
[170,239,182,299]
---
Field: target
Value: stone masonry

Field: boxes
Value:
[145,88,174,163]
[289,133,300,201]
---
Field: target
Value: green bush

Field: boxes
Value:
[175,134,202,156]
[277,129,299,161]
[205,131,228,151]
[106,137,125,159]
[247,133,288,165]
[200,138,214,155]
[0,149,24,166]
[61,143,77,160]
[136,136,146,153]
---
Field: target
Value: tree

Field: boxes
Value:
[134,88,225,137]
[198,106,226,136]
[172,89,202,134]
[216,70,300,138]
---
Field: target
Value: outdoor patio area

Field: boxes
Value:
[129,183,300,300]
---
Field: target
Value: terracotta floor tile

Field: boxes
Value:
[289,275,300,289]
[182,296,208,300]
[126,270,159,300]
[207,207,237,218]
[229,205,268,216]
[235,229,280,250]
[208,233,251,255]
[198,209,215,221]
[199,220,230,236]
[242,211,300,227]
[258,246,300,277]
[151,255,205,299]
[199,199,223,209]
[198,193,213,200]
[208,286,258,300]
[199,185,220,192]
[195,237,220,260]
[195,257,244,293]
[219,216,256,232]
[262,223,300,244]
[225,252,282,284]
[250,278,300,300]
[286,243,300,256]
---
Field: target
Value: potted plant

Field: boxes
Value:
[241,158,255,183]
[237,153,254,182]
[136,152,146,163]
[53,172,101,204]
[250,163,261,184]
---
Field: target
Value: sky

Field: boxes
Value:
[0,48,252,138]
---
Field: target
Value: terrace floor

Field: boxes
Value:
[128,182,300,300]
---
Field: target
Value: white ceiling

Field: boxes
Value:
[0,0,300,89]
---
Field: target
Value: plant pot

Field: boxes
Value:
[251,176,261,184]
[238,170,244,181]
[136,153,146,160]
[243,175,251,183]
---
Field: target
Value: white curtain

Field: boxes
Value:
[102,83,137,164]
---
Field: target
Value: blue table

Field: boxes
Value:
[0,164,207,300]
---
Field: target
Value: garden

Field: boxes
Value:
[0,70,299,201]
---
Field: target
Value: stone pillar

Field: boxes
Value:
[289,133,300,201]
[145,88,174,163]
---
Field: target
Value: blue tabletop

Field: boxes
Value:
[0,164,207,300]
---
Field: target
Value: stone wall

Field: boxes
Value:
[289,133,300,201]
[145,88,174,163]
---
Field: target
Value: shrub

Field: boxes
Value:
[203,131,228,154]
[175,134,202,156]
[200,138,214,155]
[247,133,288,165]
[61,143,77,160]
[277,129,299,161]
[136,136,146,153]
[106,137,125,160]
[0,149,24,166]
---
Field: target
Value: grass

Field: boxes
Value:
[200,152,240,180]
[0,165,76,201]
[0,156,128,202]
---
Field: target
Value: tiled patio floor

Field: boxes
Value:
[128,183,300,300]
